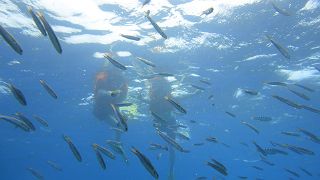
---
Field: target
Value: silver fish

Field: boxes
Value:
[63,135,82,162]
[164,96,187,114]
[142,0,151,6]
[136,57,156,67]
[37,12,62,54]
[92,145,106,170]
[272,95,301,109]
[40,80,58,99]
[145,10,167,39]
[266,35,290,59]
[294,83,315,92]
[131,146,159,179]
[104,54,127,70]
[111,104,128,131]
[0,25,23,55]
[92,143,115,160]
[27,6,47,36]
[271,1,291,16]
[288,89,310,101]
[120,34,140,41]
[0,114,31,132]
[106,140,128,164]
[201,7,214,16]
[7,83,27,106]
[157,130,189,153]
[15,112,36,131]
[33,115,48,127]
[241,121,259,134]
[27,168,44,180]
[47,160,62,171]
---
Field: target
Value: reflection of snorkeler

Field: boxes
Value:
[149,77,177,180]
[93,65,128,140]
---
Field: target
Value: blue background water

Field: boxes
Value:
[1,0,320,179]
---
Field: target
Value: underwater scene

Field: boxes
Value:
[1,0,320,179]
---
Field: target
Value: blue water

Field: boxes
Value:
[1,0,320,179]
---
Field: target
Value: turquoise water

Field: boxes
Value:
[1,0,320,179]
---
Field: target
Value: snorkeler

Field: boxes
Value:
[93,64,128,140]
[149,77,177,180]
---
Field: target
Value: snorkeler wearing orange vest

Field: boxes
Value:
[149,77,177,180]
[93,66,128,139]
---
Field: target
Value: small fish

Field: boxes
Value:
[195,176,208,180]
[199,79,211,85]
[63,135,82,162]
[225,111,236,118]
[114,102,133,107]
[131,146,159,179]
[7,83,27,106]
[238,176,248,179]
[252,116,272,122]
[300,167,312,176]
[201,7,214,16]
[208,95,214,100]
[47,160,62,171]
[281,131,300,137]
[92,143,115,160]
[33,115,49,127]
[252,166,263,171]
[210,158,226,171]
[104,53,127,70]
[264,148,288,155]
[0,114,31,132]
[298,128,320,143]
[39,80,58,99]
[106,140,128,164]
[272,95,301,109]
[193,143,204,146]
[260,156,275,166]
[158,130,189,153]
[301,105,320,115]
[241,121,259,134]
[288,89,310,101]
[191,84,205,91]
[155,72,174,77]
[15,112,36,131]
[176,132,190,141]
[142,0,151,6]
[266,35,290,59]
[111,104,128,131]
[110,127,125,133]
[149,143,168,151]
[206,136,218,143]
[27,168,44,180]
[265,81,288,86]
[136,57,156,67]
[285,168,300,177]
[27,6,47,36]
[145,10,167,39]
[92,145,106,170]
[271,1,291,16]
[294,83,315,92]
[37,12,62,54]
[206,161,228,176]
[151,111,166,123]
[253,141,267,156]
[0,25,23,55]
[243,89,258,96]
[120,34,140,41]
[165,96,187,114]
[285,144,315,155]
[240,142,249,147]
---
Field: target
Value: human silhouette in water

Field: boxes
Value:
[93,65,128,140]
